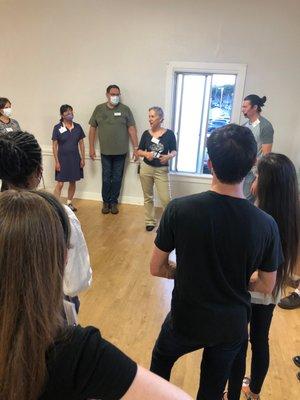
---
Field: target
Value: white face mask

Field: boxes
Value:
[2,107,12,117]
[110,95,120,105]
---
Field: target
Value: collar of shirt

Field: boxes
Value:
[62,121,74,131]
[250,119,260,128]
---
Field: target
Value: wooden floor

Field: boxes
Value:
[75,199,300,399]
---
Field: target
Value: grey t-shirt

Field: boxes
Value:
[0,118,21,135]
[243,115,274,200]
[245,115,274,160]
[89,102,135,155]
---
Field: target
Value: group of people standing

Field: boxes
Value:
[0,89,299,400]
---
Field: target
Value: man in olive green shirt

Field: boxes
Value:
[89,85,138,214]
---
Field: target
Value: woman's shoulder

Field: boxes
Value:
[52,325,102,354]
[10,118,20,125]
[53,122,63,130]
[73,122,83,129]
[166,128,175,136]
[141,129,151,138]
[67,325,102,344]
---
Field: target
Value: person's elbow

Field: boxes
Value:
[150,261,160,276]
[261,285,275,295]
[260,270,277,294]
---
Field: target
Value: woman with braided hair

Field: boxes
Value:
[0,130,92,307]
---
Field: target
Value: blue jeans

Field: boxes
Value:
[150,313,247,400]
[101,154,126,204]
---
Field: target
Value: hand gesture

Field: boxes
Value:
[159,154,170,164]
[145,152,154,161]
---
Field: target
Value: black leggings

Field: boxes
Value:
[228,303,275,399]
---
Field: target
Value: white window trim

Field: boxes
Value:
[165,62,247,178]
[169,171,212,185]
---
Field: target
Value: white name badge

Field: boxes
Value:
[6,127,13,132]
[114,112,122,116]
[59,126,67,134]
[151,137,160,145]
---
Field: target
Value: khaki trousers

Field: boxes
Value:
[139,161,171,226]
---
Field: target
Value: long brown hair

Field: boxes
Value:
[257,153,300,295]
[0,190,67,400]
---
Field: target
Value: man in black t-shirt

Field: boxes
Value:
[149,124,283,400]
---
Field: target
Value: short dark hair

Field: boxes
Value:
[244,94,267,112]
[106,84,120,93]
[59,104,73,115]
[0,97,10,109]
[207,124,257,184]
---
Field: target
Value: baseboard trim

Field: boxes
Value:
[44,186,144,205]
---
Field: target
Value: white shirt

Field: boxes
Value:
[63,205,92,296]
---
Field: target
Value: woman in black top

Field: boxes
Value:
[138,107,177,231]
[0,190,191,400]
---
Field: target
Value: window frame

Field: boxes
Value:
[164,62,247,178]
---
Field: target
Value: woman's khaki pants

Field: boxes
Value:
[139,161,171,226]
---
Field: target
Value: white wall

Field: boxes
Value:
[1,0,299,202]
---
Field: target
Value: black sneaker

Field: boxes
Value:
[67,203,77,212]
[110,203,119,214]
[293,356,300,368]
[146,225,155,232]
[102,202,110,214]
[278,292,300,309]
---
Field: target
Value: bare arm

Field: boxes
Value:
[128,125,139,148]
[79,139,85,168]
[261,143,272,155]
[150,245,175,279]
[249,269,277,295]
[89,126,97,160]
[128,125,139,160]
[52,140,60,171]
[122,365,192,400]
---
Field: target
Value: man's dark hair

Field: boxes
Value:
[244,94,267,112]
[207,124,257,184]
[106,84,120,93]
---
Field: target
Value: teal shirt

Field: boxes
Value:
[89,103,135,155]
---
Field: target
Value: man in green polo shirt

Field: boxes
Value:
[89,85,138,214]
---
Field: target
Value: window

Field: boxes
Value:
[165,63,247,176]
